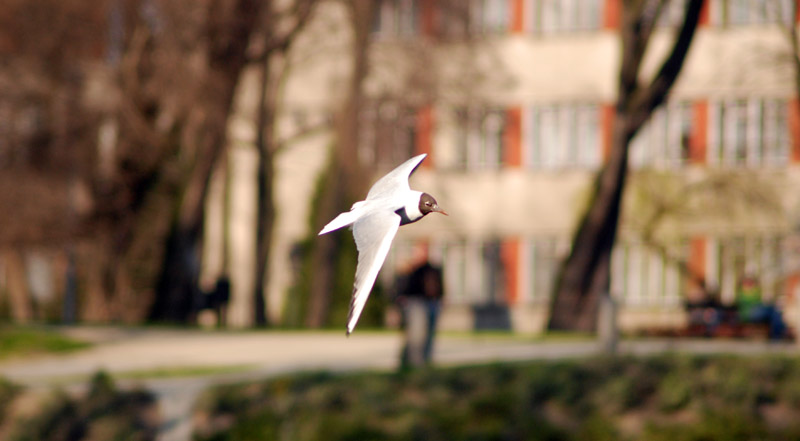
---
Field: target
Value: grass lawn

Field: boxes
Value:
[0,326,91,360]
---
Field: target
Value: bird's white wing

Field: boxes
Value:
[346,209,401,335]
[366,153,427,201]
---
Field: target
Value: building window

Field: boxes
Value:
[373,0,419,38]
[531,0,603,34]
[710,0,795,26]
[708,99,789,167]
[611,242,685,306]
[522,237,565,305]
[706,236,785,304]
[439,0,509,39]
[359,101,417,168]
[454,107,506,171]
[471,0,509,34]
[526,103,600,169]
[657,0,691,27]
[630,101,691,169]
[443,239,504,305]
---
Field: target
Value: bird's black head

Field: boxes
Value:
[419,193,448,216]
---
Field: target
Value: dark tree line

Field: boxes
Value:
[0,0,318,324]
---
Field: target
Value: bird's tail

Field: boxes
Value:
[318,201,367,235]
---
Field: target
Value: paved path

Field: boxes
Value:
[1,328,797,441]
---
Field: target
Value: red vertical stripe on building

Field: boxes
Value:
[504,107,523,167]
[690,101,708,164]
[502,239,520,305]
[687,238,706,302]
[789,99,800,163]
[796,2,800,23]
[416,106,434,167]
[698,0,711,26]
[421,0,437,37]
[603,0,620,29]
[510,0,525,33]
[601,104,615,162]
[785,273,800,303]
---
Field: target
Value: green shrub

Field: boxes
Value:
[9,371,157,441]
[193,355,800,441]
[0,377,21,425]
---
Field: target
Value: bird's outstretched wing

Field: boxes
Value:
[366,153,426,201]
[346,209,401,335]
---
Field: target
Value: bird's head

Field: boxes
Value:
[419,193,448,216]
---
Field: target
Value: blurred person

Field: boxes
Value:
[737,274,786,340]
[211,275,231,327]
[398,254,444,368]
[687,287,723,337]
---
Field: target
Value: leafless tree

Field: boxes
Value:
[549,0,706,333]
[251,0,318,326]
[306,0,374,328]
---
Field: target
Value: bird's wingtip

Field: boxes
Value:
[345,328,352,337]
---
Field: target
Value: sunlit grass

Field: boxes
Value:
[116,364,256,380]
[0,326,91,360]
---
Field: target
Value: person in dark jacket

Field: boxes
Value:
[398,260,444,367]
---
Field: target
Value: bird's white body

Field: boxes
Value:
[317,189,424,236]
[318,154,435,335]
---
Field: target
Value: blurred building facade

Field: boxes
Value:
[230,0,800,333]
[2,0,798,333]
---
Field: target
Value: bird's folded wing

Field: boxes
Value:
[366,153,427,201]
[346,210,401,335]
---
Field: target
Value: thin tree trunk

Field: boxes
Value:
[305,0,372,328]
[4,249,33,323]
[253,50,285,326]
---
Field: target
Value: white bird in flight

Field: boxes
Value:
[318,153,447,335]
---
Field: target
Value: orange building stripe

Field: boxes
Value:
[510,0,525,33]
[603,0,620,29]
[698,0,711,26]
[797,1,800,23]
[785,274,800,302]
[690,101,708,164]
[687,237,706,300]
[421,0,437,37]
[789,99,800,163]
[502,239,520,305]
[416,106,434,167]
[504,107,523,167]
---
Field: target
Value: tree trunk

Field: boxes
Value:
[4,249,33,323]
[550,118,634,332]
[149,0,262,322]
[549,0,704,332]
[253,50,285,327]
[305,0,372,328]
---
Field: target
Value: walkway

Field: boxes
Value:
[1,328,797,441]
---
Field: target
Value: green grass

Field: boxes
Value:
[35,364,258,387]
[0,327,91,360]
[193,354,800,441]
[116,364,256,380]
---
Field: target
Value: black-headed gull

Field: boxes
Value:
[318,153,447,335]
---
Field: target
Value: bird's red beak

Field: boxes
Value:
[433,206,448,216]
